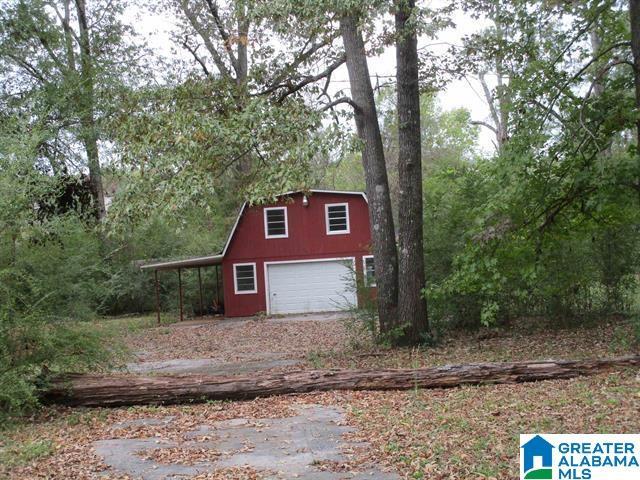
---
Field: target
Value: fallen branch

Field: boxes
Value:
[41,355,640,407]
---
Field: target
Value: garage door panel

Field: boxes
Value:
[267,260,356,314]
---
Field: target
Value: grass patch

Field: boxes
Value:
[95,313,177,334]
[0,438,54,468]
[306,351,326,369]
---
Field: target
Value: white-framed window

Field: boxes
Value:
[264,207,288,239]
[233,262,257,294]
[325,202,350,235]
[363,255,376,287]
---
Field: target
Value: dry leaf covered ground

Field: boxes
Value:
[1,372,638,479]
[344,369,639,479]
[122,315,348,364]
[1,315,639,479]
[316,318,639,370]
[122,314,638,370]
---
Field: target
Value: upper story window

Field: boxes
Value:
[363,255,376,286]
[325,203,350,235]
[264,207,288,239]
[234,263,257,294]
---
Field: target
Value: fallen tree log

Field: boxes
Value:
[41,355,640,407]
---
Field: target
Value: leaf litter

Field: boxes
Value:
[2,316,638,479]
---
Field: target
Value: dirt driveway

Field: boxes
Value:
[123,312,638,375]
[124,312,352,376]
[2,316,638,480]
[3,313,405,480]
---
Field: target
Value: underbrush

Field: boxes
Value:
[0,438,54,468]
[99,313,177,333]
[0,273,127,422]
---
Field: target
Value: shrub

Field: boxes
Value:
[341,267,379,349]
[0,270,123,420]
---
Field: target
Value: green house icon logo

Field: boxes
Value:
[521,435,554,479]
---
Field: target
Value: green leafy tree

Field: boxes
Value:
[0,0,145,220]
[426,0,640,327]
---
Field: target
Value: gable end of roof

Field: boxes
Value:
[220,190,366,258]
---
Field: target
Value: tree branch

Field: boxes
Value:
[203,0,239,72]
[35,32,66,72]
[527,100,564,125]
[7,54,47,83]
[267,36,338,89]
[179,0,233,79]
[319,96,360,113]
[540,41,631,127]
[182,37,211,77]
[549,1,613,68]
[478,72,501,132]
[470,120,497,133]
[50,1,80,44]
[258,55,346,102]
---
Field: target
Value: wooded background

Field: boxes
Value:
[1,0,639,416]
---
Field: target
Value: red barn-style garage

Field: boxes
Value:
[141,190,376,318]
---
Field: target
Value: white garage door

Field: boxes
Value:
[266,259,356,315]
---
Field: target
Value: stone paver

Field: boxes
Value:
[94,438,212,480]
[94,404,399,480]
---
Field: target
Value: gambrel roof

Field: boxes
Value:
[139,190,366,271]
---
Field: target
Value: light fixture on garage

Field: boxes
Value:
[302,195,309,207]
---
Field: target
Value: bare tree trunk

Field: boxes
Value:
[75,0,106,220]
[395,0,428,344]
[590,32,605,97]
[236,0,248,89]
[476,10,510,153]
[340,14,398,334]
[61,0,76,71]
[235,0,251,175]
[494,21,509,149]
[630,0,640,156]
[41,355,640,407]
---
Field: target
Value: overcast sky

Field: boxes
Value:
[129,4,496,153]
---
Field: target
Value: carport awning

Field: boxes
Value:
[139,254,223,271]
[138,254,224,323]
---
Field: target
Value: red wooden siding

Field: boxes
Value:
[222,192,372,317]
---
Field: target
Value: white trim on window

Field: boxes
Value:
[233,262,257,294]
[363,255,376,287]
[263,206,288,239]
[325,202,350,235]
